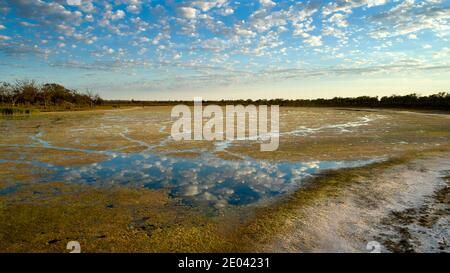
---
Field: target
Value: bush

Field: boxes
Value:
[0,80,103,109]
[0,107,39,115]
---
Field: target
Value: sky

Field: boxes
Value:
[0,0,449,100]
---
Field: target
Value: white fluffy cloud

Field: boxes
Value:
[220,7,234,16]
[177,7,198,19]
[1,0,449,93]
[304,35,323,46]
[323,0,388,16]
[328,13,348,28]
[367,0,388,7]
[260,0,276,8]
[67,0,81,6]
[369,0,450,39]
[192,0,228,12]
[111,10,125,20]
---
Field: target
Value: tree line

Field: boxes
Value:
[1,80,449,110]
[0,80,103,109]
[125,93,450,110]
[236,93,450,109]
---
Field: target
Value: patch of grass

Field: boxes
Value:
[0,107,39,116]
[0,182,234,252]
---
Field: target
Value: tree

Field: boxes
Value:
[15,79,39,105]
[85,89,95,108]
[0,82,9,104]
[41,83,55,108]
[5,81,20,107]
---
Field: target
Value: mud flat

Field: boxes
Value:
[250,152,450,253]
[0,107,449,252]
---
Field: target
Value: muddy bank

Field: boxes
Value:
[377,171,450,253]
[251,153,450,253]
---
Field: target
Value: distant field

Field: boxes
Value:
[0,107,449,252]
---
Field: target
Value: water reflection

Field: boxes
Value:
[40,153,381,207]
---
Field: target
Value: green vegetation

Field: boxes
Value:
[105,93,450,110]
[168,93,450,110]
[0,179,233,252]
[0,107,39,116]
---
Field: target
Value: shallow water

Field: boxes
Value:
[0,151,381,207]
[0,108,396,208]
[3,107,448,209]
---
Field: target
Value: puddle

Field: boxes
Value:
[0,185,18,195]
[1,152,383,207]
[0,110,391,207]
[284,115,385,136]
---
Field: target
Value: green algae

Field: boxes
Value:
[0,182,233,252]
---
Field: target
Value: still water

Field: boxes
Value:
[2,151,380,207]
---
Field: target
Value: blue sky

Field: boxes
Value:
[0,0,449,100]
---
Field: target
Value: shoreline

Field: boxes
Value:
[230,148,450,252]
[2,105,449,116]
